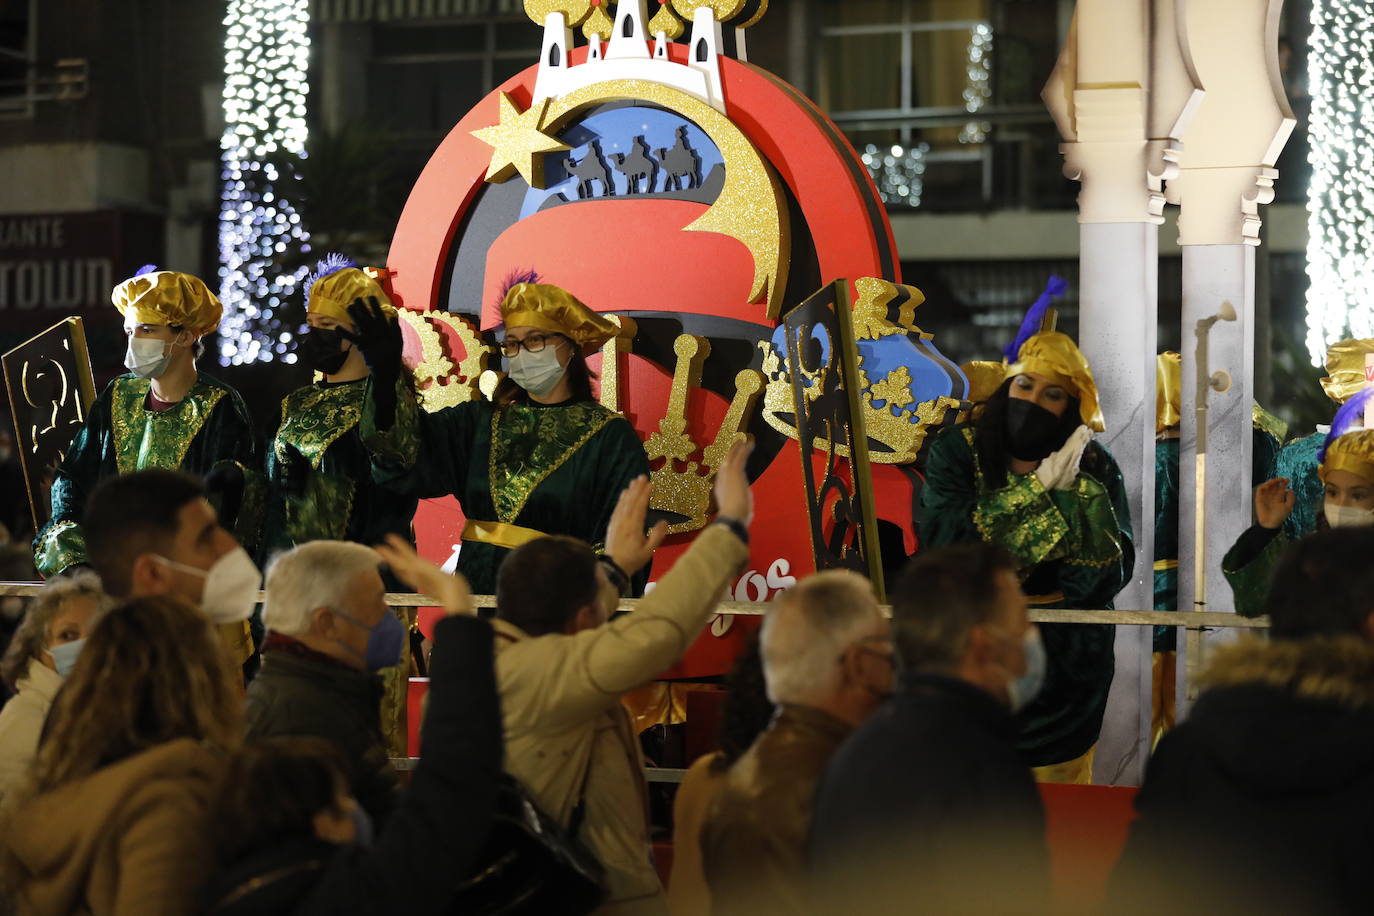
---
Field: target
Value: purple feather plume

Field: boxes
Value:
[1321,386,1374,462]
[1003,274,1068,362]
[494,267,541,311]
[135,263,159,276]
[303,253,357,302]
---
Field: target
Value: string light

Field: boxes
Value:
[960,22,993,145]
[862,143,929,209]
[1305,1,1374,365]
[218,0,311,365]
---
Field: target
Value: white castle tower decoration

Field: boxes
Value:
[530,0,738,114]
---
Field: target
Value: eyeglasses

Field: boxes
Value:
[499,333,564,358]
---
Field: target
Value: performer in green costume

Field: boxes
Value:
[921,323,1133,781]
[265,256,418,554]
[1224,389,1374,616]
[350,279,651,597]
[1270,338,1374,540]
[31,266,259,666]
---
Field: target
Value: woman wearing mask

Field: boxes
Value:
[1225,388,1374,617]
[348,278,652,595]
[920,321,1133,784]
[33,267,260,581]
[0,572,110,800]
[0,595,243,915]
[265,256,419,554]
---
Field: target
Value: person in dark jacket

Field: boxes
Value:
[245,540,407,827]
[808,543,1049,914]
[205,536,498,915]
[1112,528,1374,916]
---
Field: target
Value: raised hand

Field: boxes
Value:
[1035,425,1091,491]
[345,296,402,387]
[1254,477,1295,530]
[374,534,474,616]
[712,437,754,525]
[605,476,670,578]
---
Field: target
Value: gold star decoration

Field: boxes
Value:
[471,93,570,188]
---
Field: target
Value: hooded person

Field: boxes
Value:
[346,274,650,596]
[1112,527,1374,916]
[1224,388,1374,617]
[919,277,1134,783]
[1270,337,1374,539]
[32,267,260,590]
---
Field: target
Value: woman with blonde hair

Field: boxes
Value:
[0,571,112,801]
[0,595,243,915]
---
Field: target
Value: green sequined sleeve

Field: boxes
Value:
[362,379,484,499]
[32,382,117,576]
[918,425,988,551]
[1056,443,1134,610]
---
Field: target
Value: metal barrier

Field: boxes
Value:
[0,582,1269,703]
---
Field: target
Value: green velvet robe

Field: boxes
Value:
[1275,431,1325,540]
[1153,439,1180,651]
[361,384,649,596]
[265,379,419,557]
[920,424,1134,768]
[1222,525,1290,618]
[33,373,258,576]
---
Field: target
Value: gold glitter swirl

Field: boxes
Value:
[870,367,915,408]
[648,1,686,37]
[539,79,790,316]
[671,0,747,21]
[581,2,615,40]
[524,0,593,26]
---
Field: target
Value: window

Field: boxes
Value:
[817,0,1073,211]
[0,0,35,118]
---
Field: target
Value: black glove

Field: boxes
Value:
[345,296,402,428]
[277,444,309,500]
[204,461,246,532]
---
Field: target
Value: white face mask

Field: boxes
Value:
[1325,503,1374,529]
[155,547,261,623]
[124,335,173,379]
[507,345,568,397]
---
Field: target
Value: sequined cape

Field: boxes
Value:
[1274,431,1325,541]
[32,373,258,577]
[361,383,649,595]
[919,423,1135,768]
[265,379,418,553]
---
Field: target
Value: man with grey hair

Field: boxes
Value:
[246,540,406,827]
[807,542,1049,914]
[699,569,891,916]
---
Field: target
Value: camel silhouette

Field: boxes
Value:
[611,136,658,194]
[567,140,613,199]
[655,126,700,191]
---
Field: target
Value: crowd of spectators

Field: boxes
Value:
[0,436,1370,915]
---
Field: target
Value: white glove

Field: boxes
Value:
[1035,425,1092,491]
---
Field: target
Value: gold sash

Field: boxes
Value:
[461,519,548,550]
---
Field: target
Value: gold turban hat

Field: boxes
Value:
[500,282,618,356]
[1320,338,1374,404]
[961,360,1009,406]
[1006,331,1105,432]
[1320,430,1374,485]
[112,269,222,337]
[1156,351,1182,434]
[306,257,396,325]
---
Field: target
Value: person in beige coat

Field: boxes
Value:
[0,572,110,802]
[0,595,244,915]
[492,440,754,916]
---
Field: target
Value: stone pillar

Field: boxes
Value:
[1166,0,1293,709]
[1043,0,1200,784]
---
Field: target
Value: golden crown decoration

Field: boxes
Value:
[627,333,763,534]
[394,309,494,412]
[760,277,964,465]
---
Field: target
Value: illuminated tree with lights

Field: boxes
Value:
[218,0,311,366]
[1306,1,1374,365]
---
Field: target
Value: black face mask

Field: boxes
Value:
[299,327,351,376]
[1005,398,1069,462]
